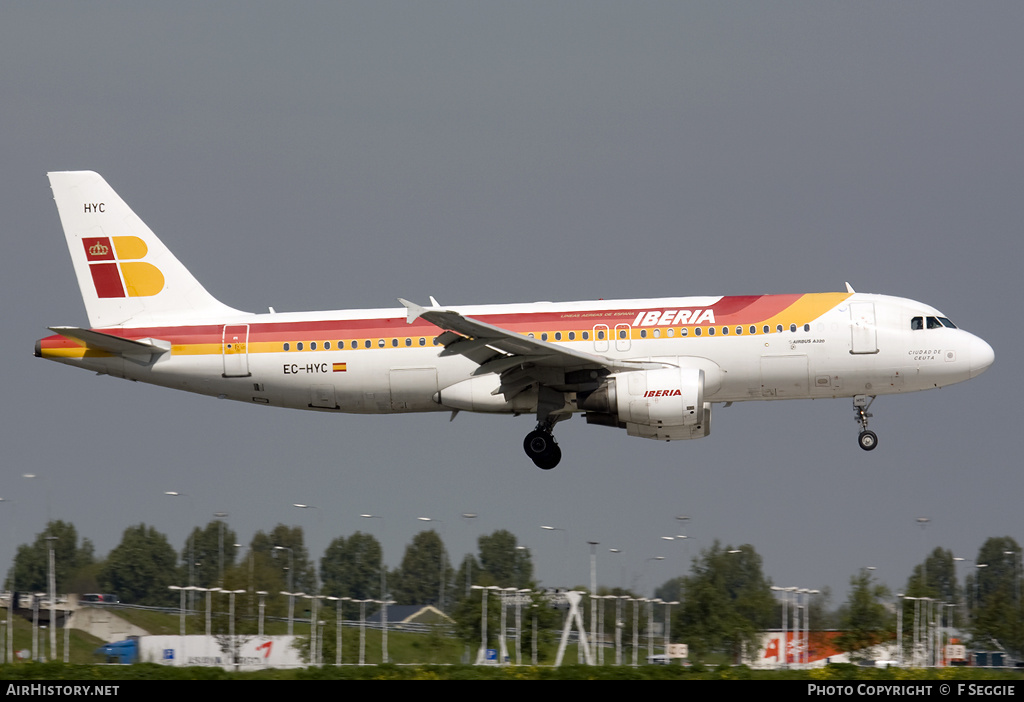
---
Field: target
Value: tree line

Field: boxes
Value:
[6,520,534,622]
[6,520,1021,663]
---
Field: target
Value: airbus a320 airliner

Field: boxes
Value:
[36,171,994,469]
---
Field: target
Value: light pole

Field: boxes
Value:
[771,586,794,667]
[471,585,488,665]
[974,563,988,622]
[609,548,625,591]
[896,593,905,666]
[165,491,196,609]
[615,595,628,666]
[273,545,295,634]
[168,586,188,666]
[805,589,820,666]
[3,496,10,664]
[356,599,369,665]
[632,598,644,666]
[515,588,530,666]
[461,513,479,597]
[257,590,268,637]
[199,587,220,636]
[280,590,303,640]
[302,594,324,665]
[226,588,245,669]
[916,517,931,585]
[292,503,321,654]
[45,535,57,662]
[644,556,665,598]
[213,512,229,586]
[588,540,599,658]
[541,525,566,587]
[359,513,388,655]
[418,517,447,611]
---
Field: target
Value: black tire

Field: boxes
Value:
[524,430,552,456]
[533,444,561,470]
[524,430,561,469]
[858,430,878,451]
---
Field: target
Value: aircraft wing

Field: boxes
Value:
[399,299,662,400]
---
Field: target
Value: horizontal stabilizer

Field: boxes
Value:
[48,326,170,363]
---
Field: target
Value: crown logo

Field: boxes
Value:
[89,242,109,257]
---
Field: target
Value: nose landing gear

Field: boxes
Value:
[853,395,878,451]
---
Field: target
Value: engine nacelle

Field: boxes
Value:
[581,366,712,441]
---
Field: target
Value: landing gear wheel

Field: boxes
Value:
[858,430,878,451]
[524,429,561,470]
[853,395,878,452]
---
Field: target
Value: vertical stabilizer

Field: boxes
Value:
[47,171,242,328]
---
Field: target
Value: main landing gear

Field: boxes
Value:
[525,388,568,470]
[853,395,878,451]
[524,426,561,470]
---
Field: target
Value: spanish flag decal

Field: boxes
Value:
[333,363,347,373]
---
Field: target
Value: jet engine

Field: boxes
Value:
[580,366,712,441]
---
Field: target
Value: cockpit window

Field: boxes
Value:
[912,315,958,330]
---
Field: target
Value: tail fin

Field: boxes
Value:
[47,171,242,328]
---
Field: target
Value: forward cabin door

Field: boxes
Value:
[222,324,251,377]
[850,302,879,355]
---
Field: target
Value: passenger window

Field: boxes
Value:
[284,343,290,351]
[708,327,715,336]
[789,324,796,333]
[555,332,562,341]
[405,338,412,346]
[568,331,576,341]
[653,329,660,338]
[597,330,605,340]
[640,329,647,339]
[749,326,756,335]
[776,324,784,333]
[667,328,674,337]
[297,342,304,351]
[582,331,589,340]
[619,329,627,339]
[365,340,371,348]
[694,328,702,337]
[378,339,385,348]
[721,327,728,335]
[541,333,548,341]
[763,325,770,334]
[736,326,743,335]
[803,324,810,332]
[310,342,317,350]
[681,328,688,336]
[419,338,426,346]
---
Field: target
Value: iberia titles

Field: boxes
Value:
[631,309,716,327]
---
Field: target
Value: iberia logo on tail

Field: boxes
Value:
[82,236,165,298]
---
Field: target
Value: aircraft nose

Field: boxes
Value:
[969,335,995,378]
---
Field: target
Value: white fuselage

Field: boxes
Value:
[39,292,994,417]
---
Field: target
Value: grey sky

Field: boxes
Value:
[2,3,1021,605]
